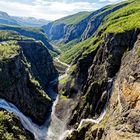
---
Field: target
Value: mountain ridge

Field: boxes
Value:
[0,11,50,27]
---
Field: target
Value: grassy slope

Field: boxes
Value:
[0,41,20,61]
[0,30,34,41]
[0,41,51,101]
[53,12,92,25]
[0,24,54,49]
[99,0,140,33]
[59,0,140,64]
[0,25,59,56]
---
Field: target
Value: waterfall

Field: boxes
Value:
[0,57,71,140]
[0,54,114,140]
[0,98,48,140]
[77,78,115,129]
[78,109,106,129]
[0,95,65,140]
[46,96,67,140]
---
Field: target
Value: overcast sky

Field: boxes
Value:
[0,0,124,20]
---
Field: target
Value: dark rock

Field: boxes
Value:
[0,41,58,124]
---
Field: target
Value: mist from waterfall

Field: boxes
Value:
[0,59,114,140]
[0,95,67,140]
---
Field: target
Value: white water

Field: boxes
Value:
[0,55,114,140]
[78,108,106,129]
[46,96,67,140]
[0,98,48,140]
[77,77,114,129]
[0,57,71,140]
[50,57,70,85]
[0,95,63,140]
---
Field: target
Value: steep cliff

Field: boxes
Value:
[59,1,130,64]
[81,2,129,40]
[43,2,128,45]
[0,41,58,125]
[65,30,140,140]
[0,25,54,51]
[43,12,91,43]
[102,33,140,140]
[58,0,140,139]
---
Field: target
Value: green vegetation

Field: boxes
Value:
[59,95,68,100]
[0,24,44,35]
[59,39,78,52]
[0,41,20,61]
[59,36,102,64]
[0,110,33,140]
[0,24,54,51]
[99,0,140,34]
[137,48,140,57]
[0,30,34,41]
[59,0,140,64]
[59,37,93,64]
[54,12,92,25]
[67,64,77,75]
[29,75,51,101]
[59,76,70,85]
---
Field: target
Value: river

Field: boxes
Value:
[0,57,71,140]
[0,57,111,140]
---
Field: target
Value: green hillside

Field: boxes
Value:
[0,30,34,41]
[0,24,54,50]
[53,11,92,25]
[59,0,140,64]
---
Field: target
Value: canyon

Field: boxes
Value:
[0,0,140,140]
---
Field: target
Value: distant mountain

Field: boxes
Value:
[0,11,50,27]
[12,16,50,27]
[0,11,19,25]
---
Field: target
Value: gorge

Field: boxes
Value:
[0,0,140,140]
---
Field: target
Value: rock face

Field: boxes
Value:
[43,23,65,41]
[0,109,34,140]
[63,29,140,139]
[102,33,140,140]
[81,3,128,40]
[0,41,58,124]
[43,2,128,44]
[18,41,58,87]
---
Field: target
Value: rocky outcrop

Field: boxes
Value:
[43,2,128,44]
[42,11,98,43]
[69,29,139,125]
[43,23,65,41]
[63,29,140,139]
[18,41,58,87]
[0,109,34,140]
[101,33,140,140]
[0,41,58,124]
[81,3,128,40]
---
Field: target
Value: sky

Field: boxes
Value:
[0,0,124,21]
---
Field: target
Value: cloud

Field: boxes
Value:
[0,0,123,20]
